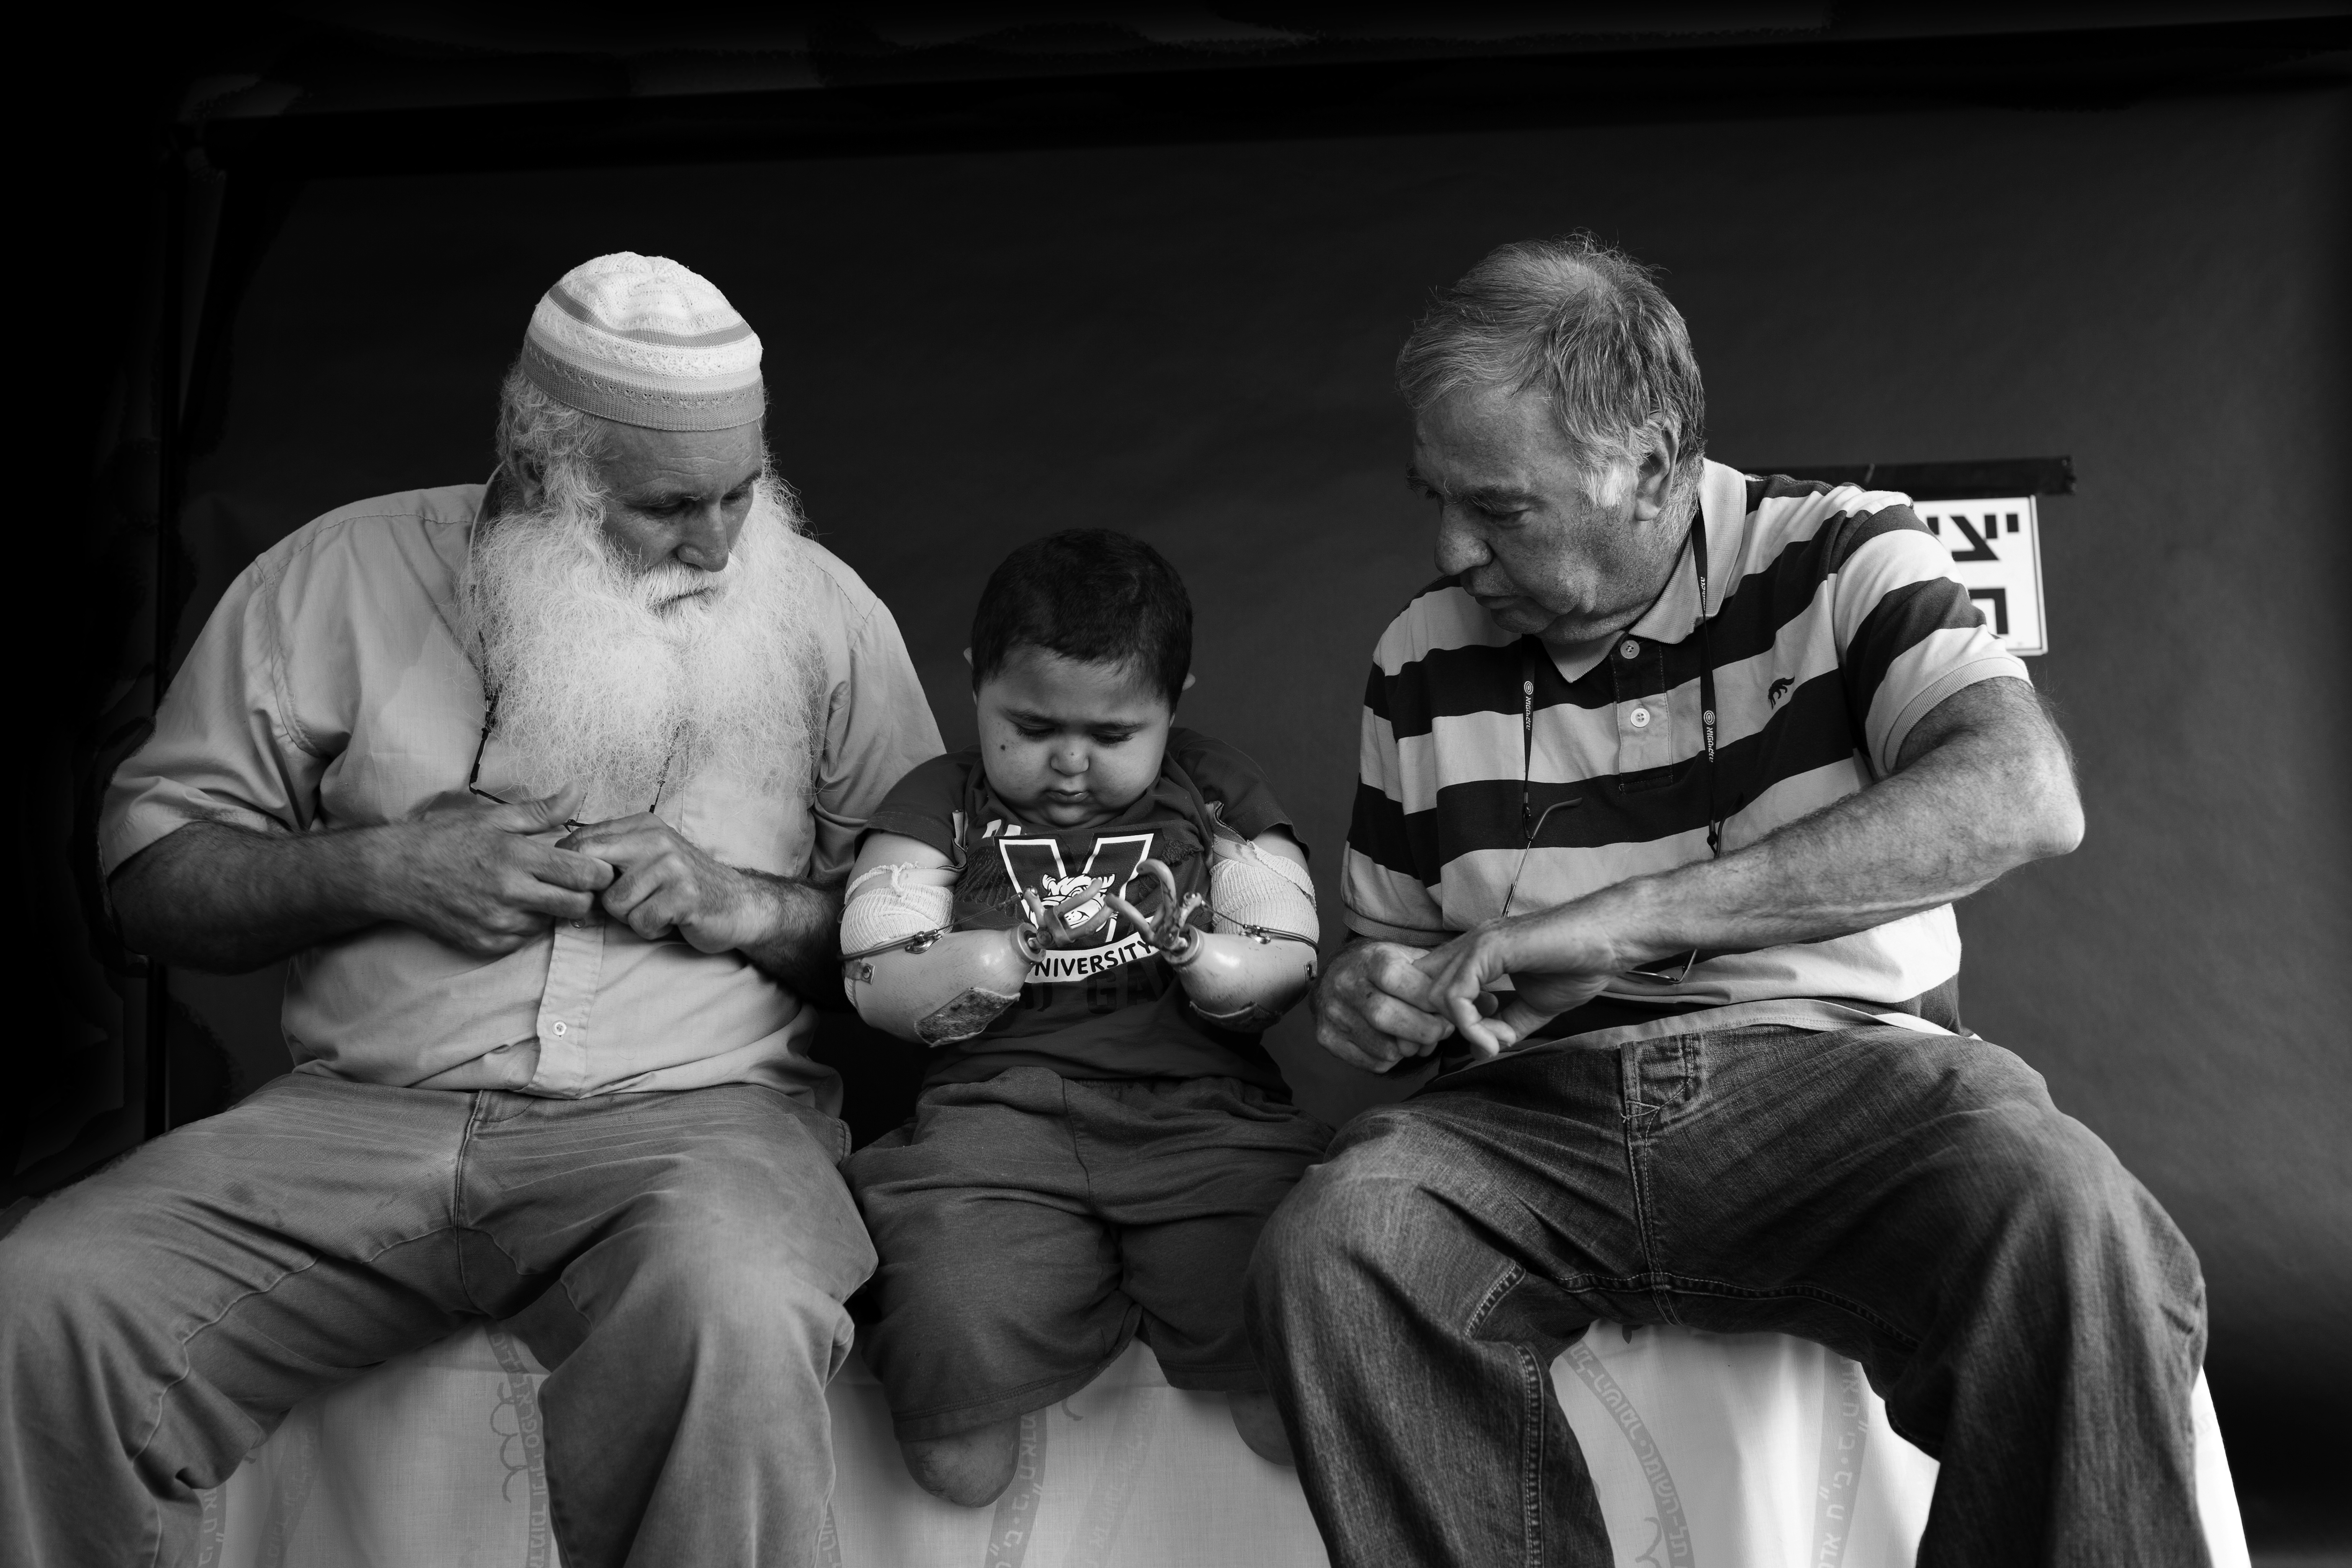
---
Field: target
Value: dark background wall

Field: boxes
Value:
[157,83,2352,1482]
[15,20,2345,1549]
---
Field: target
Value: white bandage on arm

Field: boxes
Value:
[1208,839,1319,945]
[841,863,956,956]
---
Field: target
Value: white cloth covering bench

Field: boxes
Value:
[197,1323,2249,1567]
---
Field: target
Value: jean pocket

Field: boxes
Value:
[1622,1035,1705,1121]
[748,1081,856,1163]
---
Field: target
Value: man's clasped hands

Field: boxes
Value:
[381,781,777,960]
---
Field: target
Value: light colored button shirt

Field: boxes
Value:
[103,484,943,1111]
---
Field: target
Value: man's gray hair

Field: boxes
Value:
[1396,234,1707,495]
[493,364,609,518]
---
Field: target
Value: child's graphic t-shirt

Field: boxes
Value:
[859,729,1300,1091]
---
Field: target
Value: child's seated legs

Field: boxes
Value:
[847,1068,1329,1503]
[839,529,1327,1502]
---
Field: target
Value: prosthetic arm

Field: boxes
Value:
[840,861,1043,1046]
[1107,836,1320,1031]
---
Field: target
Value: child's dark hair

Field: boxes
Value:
[970,530,1192,707]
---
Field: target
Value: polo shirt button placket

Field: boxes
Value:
[1611,637,1671,773]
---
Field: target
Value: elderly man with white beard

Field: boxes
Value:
[0,255,941,1568]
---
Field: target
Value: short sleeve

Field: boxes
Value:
[1167,728,1300,850]
[1829,516,2034,777]
[805,570,948,881]
[100,555,330,877]
[1341,658,1452,946]
[859,750,977,860]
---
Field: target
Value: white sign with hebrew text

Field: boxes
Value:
[1913,495,2047,656]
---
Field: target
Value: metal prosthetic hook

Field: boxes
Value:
[1018,887,1049,943]
[1102,859,1207,962]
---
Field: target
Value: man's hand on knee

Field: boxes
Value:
[1312,941,1456,1072]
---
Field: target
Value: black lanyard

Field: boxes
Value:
[1669,511,1722,983]
[1690,512,1722,860]
[1518,513,1720,853]
[1509,510,1721,913]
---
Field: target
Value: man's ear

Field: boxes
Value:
[1628,426,1682,521]
[1183,673,1197,691]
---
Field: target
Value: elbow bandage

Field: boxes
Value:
[841,863,955,956]
[1163,842,1317,1031]
[1208,840,1319,946]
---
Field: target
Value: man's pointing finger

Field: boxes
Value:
[1359,989,1455,1047]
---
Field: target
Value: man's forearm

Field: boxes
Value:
[1511,679,2084,973]
[731,871,847,1001]
[1588,749,2047,967]
[112,821,395,973]
[118,790,612,971]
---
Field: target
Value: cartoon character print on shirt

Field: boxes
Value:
[954,817,1211,1029]
[994,831,1164,985]
[941,759,1221,1040]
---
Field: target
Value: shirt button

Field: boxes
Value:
[550,1021,568,1036]
[1629,706,1652,728]
[1620,639,1641,659]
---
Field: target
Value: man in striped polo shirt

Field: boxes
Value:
[1246,237,2207,1566]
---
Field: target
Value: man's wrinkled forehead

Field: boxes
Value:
[1409,382,1572,501]
[593,418,766,510]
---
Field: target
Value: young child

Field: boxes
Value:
[838,529,1326,1507]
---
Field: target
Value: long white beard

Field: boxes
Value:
[458,474,823,818]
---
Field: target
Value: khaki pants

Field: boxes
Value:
[0,1072,875,1568]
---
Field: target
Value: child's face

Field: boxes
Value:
[973,647,1174,831]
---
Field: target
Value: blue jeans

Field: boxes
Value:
[0,1073,876,1568]
[1244,1025,2209,1568]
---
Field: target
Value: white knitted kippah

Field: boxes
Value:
[518,252,765,431]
